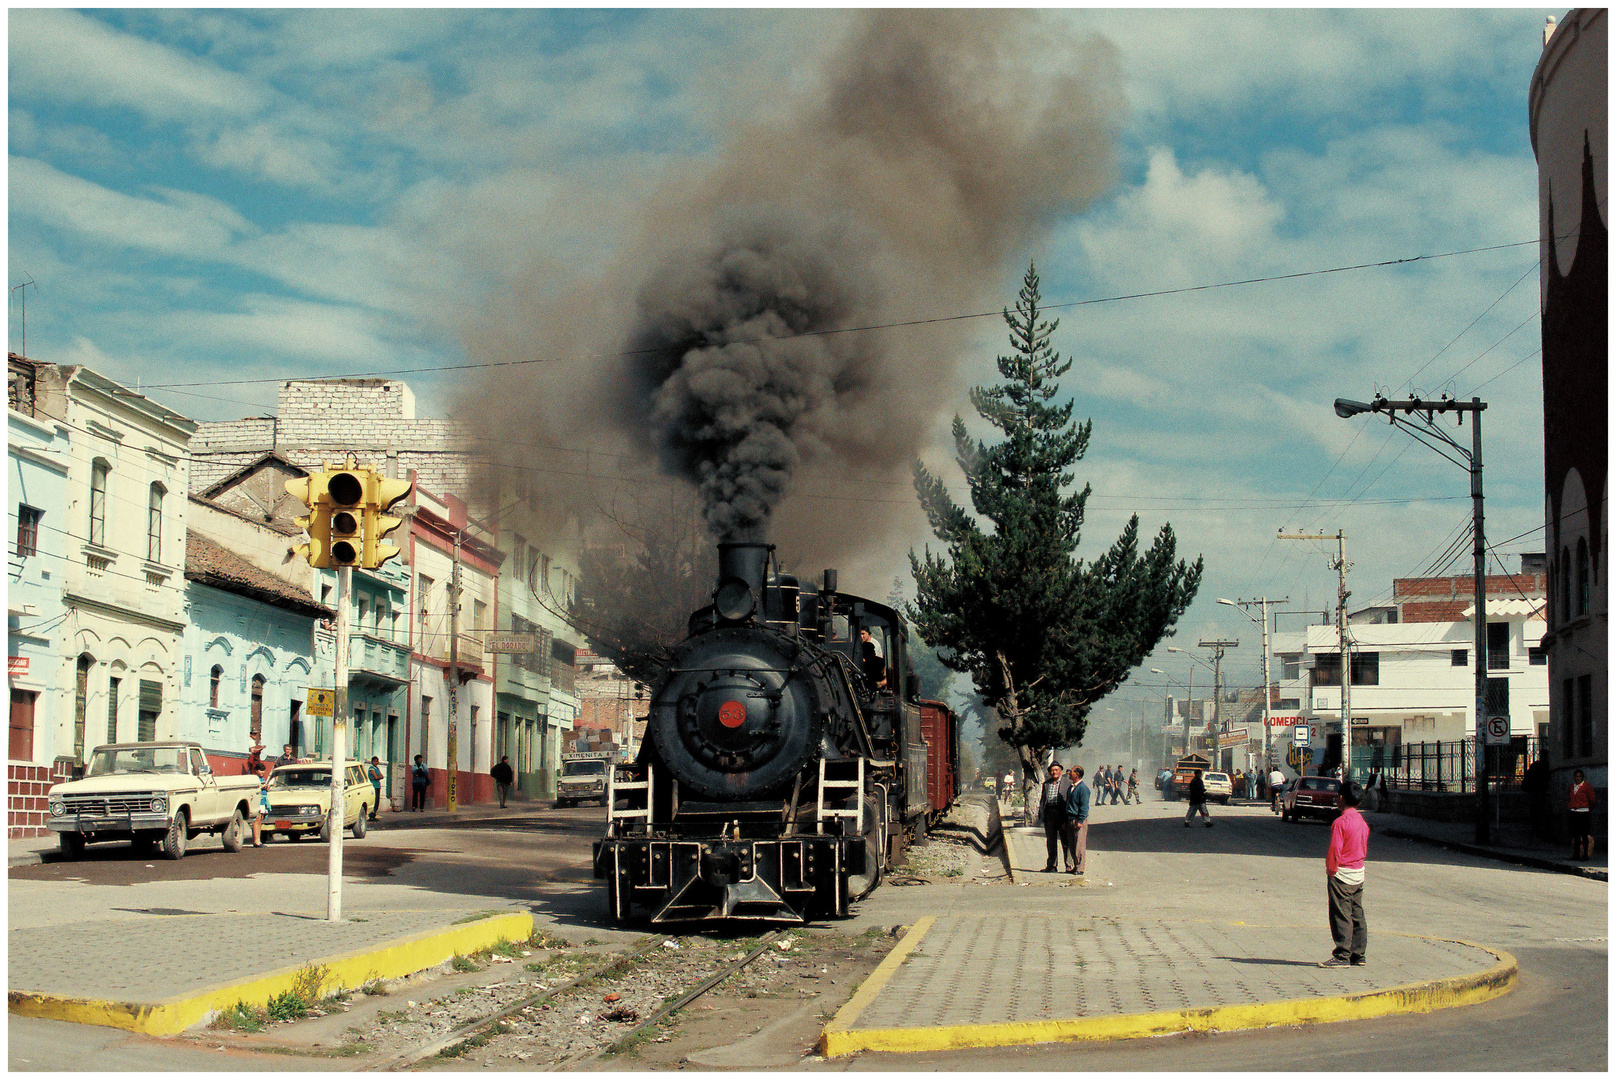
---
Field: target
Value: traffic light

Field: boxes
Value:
[326,468,365,567]
[285,473,334,568]
[362,473,412,568]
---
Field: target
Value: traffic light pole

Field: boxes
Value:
[328,563,350,922]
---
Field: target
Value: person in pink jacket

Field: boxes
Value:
[1319,781,1369,967]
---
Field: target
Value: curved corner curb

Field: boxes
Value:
[819,933,1516,1058]
[820,916,934,1056]
[8,910,534,1037]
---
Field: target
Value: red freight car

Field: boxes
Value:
[917,698,961,822]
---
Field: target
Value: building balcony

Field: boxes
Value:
[351,631,410,685]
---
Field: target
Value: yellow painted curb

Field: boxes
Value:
[819,933,1516,1058]
[820,916,934,1055]
[8,910,533,1037]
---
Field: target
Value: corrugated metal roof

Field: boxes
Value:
[1461,598,1546,618]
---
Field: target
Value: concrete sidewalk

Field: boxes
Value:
[8,909,533,1036]
[821,913,1515,1057]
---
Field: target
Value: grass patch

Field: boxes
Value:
[360,978,388,996]
[210,1001,267,1032]
[435,1025,510,1061]
[453,910,504,925]
[450,954,480,973]
[373,1009,409,1024]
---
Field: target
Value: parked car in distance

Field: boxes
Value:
[1282,775,1343,823]
[261,762,372,842]
[47,741,260,860]
[1201,772,1234,804]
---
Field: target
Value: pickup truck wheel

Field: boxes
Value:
[352,809,367,839]
[222,808,246,852]
[58,833,85,859]
[162,811,188,860]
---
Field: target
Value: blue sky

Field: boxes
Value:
[8,8,1565,727]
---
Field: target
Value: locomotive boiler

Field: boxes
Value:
[592,541,960,924]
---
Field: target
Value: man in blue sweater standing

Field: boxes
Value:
[1063,765,1091,875]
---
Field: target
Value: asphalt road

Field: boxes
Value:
[9,797,1607,1071]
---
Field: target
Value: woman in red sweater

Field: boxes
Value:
[1567,769,1596,861]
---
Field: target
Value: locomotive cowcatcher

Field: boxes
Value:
[592,541,960,924]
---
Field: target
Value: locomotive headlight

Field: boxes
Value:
[713,578,755,621]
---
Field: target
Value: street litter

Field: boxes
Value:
[662,939,681,949]
[774,939,792,951]
[602,993,621,1003]
[599,1005,639,1022]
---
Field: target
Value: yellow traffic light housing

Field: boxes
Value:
[285,473,334,568]
[363,473,412,567]
[327,468,365,567]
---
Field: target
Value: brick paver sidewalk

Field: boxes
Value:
[847,914,1499,1031]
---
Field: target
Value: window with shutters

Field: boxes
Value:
[251,675,265,740]
[106,676,120,744]
[210,665,223,708]
[147,483,165,562]
[89,460,109,548]
[138,679,161,742]
[550,639,576,695]
[15,504,41,557]
[74,655,92,763]
[1575,538,1590,617]
[1576,674,1593,757]
[10,688,37,761]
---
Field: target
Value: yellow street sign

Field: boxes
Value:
[307,688,335,717]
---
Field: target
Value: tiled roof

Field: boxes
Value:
[184,529,332,620]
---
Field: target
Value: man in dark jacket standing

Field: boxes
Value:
[491,755,515,809]
[1038,762,1068,872]
[1064,766,1091,874]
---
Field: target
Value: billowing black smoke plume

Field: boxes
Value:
[626,219,875,540]
[461,10,1124,564]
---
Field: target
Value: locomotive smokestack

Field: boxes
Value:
[714,541,773,622]
[823,569,837,595]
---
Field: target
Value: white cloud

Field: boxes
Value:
[9,9,265,121]
[162,296,399,365]
[8,157,250,256]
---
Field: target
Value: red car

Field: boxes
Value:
[1281,775,1342,823]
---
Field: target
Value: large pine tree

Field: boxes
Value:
[909,261,1203,804]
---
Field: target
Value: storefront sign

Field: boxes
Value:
[8,656,28,677]
[1265,715,1303,727]
[486,634,537,654]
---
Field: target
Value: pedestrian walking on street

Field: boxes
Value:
[250,761,270,847]
[1064,765,1091,874]
[1568,769,1596,860]
[1184,769,1212,827]
[1126,768,1140,804]
[1112,766,1124,804]
[1037,762,1068,872]
[492,755,515,808]
[1320,781,1369,967]
[366,756,384,821]
[411,754,430,811]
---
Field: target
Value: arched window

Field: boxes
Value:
[209,665,223,708]
[1576,537,1590,617]
[250,675,265,740]
[147,483,166,562]
[89,460,109,548]
[1560,546,1572,624]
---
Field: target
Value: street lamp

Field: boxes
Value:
[1219,596,1288,776]
[1335,392,1491,844]
[1161,650,1205,760]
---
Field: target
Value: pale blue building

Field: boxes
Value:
[180,529,330,767]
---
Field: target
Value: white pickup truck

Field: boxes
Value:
[47,741,262,860]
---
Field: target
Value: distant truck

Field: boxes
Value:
[46,741,261,860]
[1166,753,1213,801]
[557,729,623,808]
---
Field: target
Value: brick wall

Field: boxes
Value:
[9,762,71,839]
[1394,574,1547,622]
[1402,600,1472,623]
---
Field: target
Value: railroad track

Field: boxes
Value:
[365,931,783,1071]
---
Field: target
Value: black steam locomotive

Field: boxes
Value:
[592,541,960,924]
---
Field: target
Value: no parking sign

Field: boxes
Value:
[1484,715,1511,746]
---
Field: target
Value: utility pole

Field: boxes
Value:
[447,533,462,812]
[1279,530,1350,774]
[1223,596,1289,775]
[1333,394,1489,841]
[1198,639,1239,769]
